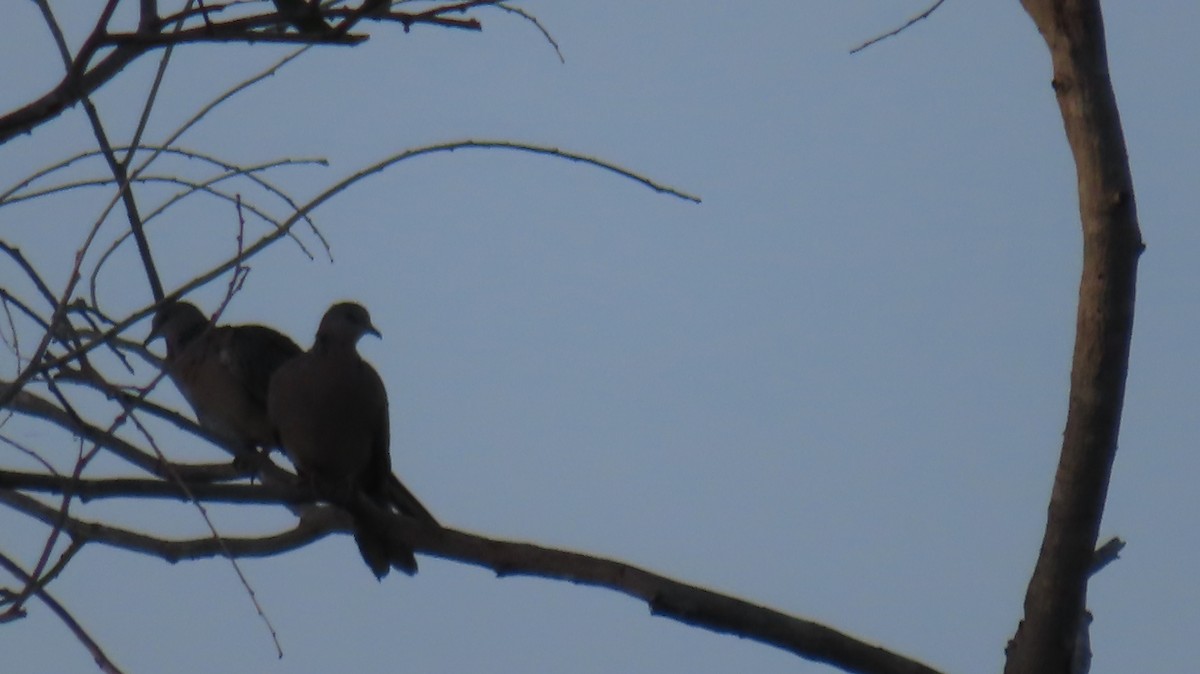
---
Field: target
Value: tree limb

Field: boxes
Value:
[421,525,944,674]
[0,488,333,561]
[0,0,505,142]
[1,379,247,482]
[1005,2,1143,673]
[0,470,302,504]
[0,479,944,674]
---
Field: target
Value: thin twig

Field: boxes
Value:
[125,409,284,657]
[0,434,60,477]
[2,147,328,267]
[122,48,333,260]
[22,137,700,384]
[334,139,702,203]
[497,2,563,62]
[35,0,165,301]
[1,379,243,482]
[125,1,194,164]
[849,0,947,55]
[0,242,58,308]
[87,168,325,306]
[0,551,125,674]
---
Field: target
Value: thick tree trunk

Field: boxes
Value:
[1005,2,1143,673]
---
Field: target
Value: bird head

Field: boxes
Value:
[145,301,208,350]
[317,302,382,346]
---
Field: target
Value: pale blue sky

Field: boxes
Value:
[1,2,1197,673]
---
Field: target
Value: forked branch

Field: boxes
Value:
[0,476,943,674]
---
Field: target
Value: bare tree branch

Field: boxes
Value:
[0,549,125,673]
[1088,537,1124,576]
[1,379,246,482]
[0,242,58,309]
[423,527,944,674]
[0,0,517,142]
[0,135,700,411]
[850,0,947,54]
[498,2,565,62]
[0,477,943,674]
[39,0,165,303]
[1004,2,1143,673]
[0,488,332,561]
[0,471,302,503]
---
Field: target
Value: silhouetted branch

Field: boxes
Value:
[1088,537,1123,576]
[0,488,333,561]
[0,0,518,142]
[850,0,947,54]
[8,136,698,396]
[1004,2,1143,674]
[0,476,943,674]
[34,0,166,301]
[1,379,244,482]
[0,243,57,309]
[497,2,563,62]
[420,526,944,674]
[0,471,301,503]
[0,550,124,674]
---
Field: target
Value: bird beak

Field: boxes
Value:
[366,322,382,339]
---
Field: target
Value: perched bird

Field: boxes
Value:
[271,0,334,34]
[267,302,437,578]
[146,301,302,467]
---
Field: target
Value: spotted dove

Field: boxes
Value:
[267,302,437,578]
[147,301,302,466]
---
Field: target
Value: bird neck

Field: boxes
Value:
[170,321,208,357]
[313,333,358,356]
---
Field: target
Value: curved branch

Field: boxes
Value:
[421,528,942,674]
[0,472,942,674]
[0,1,505,142]
[0,550,124,674]
[401,140,702,203]
[0,488,333,561]
[16,137,699,388]
[496,2,565,62]
[849,0,947,54]
[0,43,142,144]
[1,379,244,482]
[1005,2,1143,673]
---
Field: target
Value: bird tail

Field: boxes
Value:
[386,474,439,527]
[346,497,418,579]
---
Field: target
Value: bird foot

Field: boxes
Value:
[231,449,270,482]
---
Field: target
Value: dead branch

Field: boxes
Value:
[0,1,514,142]
[850,0,947,54]
[0,480,943,674]
[1004,2,1143,673]
[0,550,124,674]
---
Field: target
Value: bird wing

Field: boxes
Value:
[221,325,303,409]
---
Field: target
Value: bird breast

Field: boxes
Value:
[268,352,384,484]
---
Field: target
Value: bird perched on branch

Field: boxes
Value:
[147,301,302,469]
[271,0,334,35]
[267,302,438,578]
